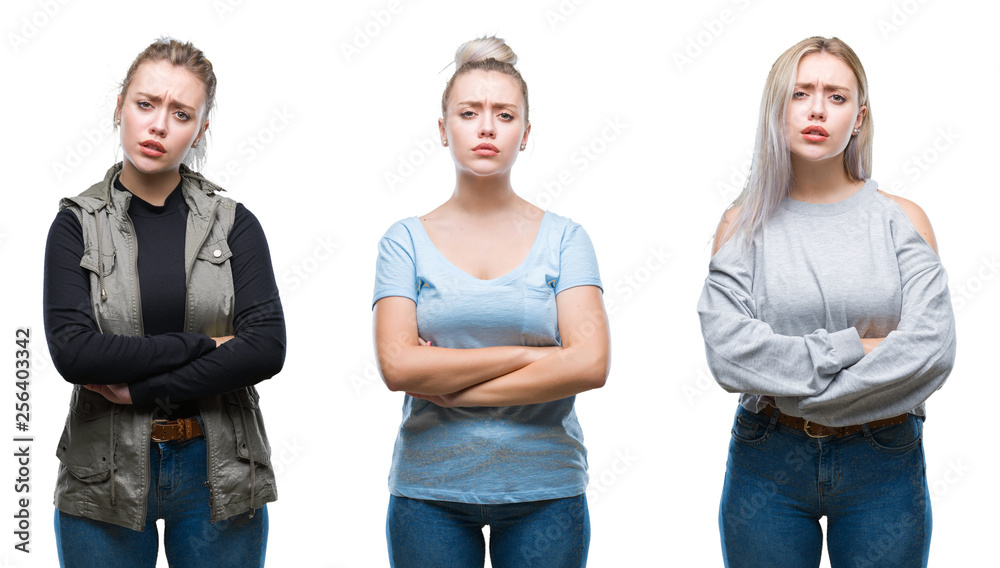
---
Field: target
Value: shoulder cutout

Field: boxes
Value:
[712,207,741,255]
[877,190,939,254]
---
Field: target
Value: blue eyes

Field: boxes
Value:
[792,91,847,103]
[459,110,516,121]
[136,100,190,121]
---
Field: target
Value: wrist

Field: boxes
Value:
[522,345,557,365]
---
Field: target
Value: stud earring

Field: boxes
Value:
[520,144,526,151]
[442,139,448,147]
[853,128,860,135]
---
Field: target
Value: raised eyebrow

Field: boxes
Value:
[794,82,853,94]
[454,100,520,111]
[133,91,197,113]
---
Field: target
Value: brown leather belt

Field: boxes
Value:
[760,405,908,439]
[151,418,204,442]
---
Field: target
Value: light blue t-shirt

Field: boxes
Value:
[372,211,603,503]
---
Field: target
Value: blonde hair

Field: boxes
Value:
[727,36,873,244]
[114,38,217,168]
[441,36,529,122]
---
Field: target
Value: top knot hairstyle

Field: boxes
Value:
[441,36,530,122]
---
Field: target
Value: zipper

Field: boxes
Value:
[122,206,151,525]
[123,210,145,337]
[202,414,217,520]
[188,198,221,519]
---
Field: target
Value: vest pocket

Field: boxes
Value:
[224,387,272,465]
[197,238,232,264]
[56,388,114,483]
[79,246,116,277]
[190,238,235,337]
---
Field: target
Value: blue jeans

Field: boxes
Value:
[387,494,589,567]
[720,405,931,568]
[55,434,267,568]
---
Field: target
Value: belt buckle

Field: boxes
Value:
[151,419,173,442]
[802,420,830,439]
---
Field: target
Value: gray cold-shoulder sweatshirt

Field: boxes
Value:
[697,179,956,427]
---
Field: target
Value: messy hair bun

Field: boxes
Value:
[441,36,529,121]
[453,36,518,67]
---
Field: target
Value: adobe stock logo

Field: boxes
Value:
[586,449,639,504]
[384,135,438,192]
[280,235,341,293]
[340,1,404,64]
[604,245,671,316]
[543,0,589,30]
[672,0,753,72]
[207,107,295,187]
[525,117,627,211]
[50,118,116,181]
[951,254,999,313]
[877,0,930,40]
[881,127,959,197]
[7,0,70,54]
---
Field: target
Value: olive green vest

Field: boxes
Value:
[54,163,277,531]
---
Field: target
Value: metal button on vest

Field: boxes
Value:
[213,249,222,258]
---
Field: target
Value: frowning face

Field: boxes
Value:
[784,52,865,167]
[439,69,530,180]
[116,59,208,178]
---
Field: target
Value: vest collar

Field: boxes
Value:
[61,163,226,219]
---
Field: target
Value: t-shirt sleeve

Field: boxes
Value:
[789,210,957,425]
[554,222,603,295]
[697,237,867,398]
[372,221,419,307]
[43,209,217,385]
[128,204,286,405]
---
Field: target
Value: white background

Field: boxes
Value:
[1,0,996,566]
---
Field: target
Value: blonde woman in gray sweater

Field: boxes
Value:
[698,36,955,568]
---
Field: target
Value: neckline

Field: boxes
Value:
[411,211,551,285]
[781,179,876,217]
[115,177,185,217]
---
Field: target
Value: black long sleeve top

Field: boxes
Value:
[43,179,285,418]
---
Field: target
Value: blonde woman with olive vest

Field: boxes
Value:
[43,38,285,567]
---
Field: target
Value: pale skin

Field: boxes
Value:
[84,60,232,405]
[373,70,610,407]
[713,52,940,358]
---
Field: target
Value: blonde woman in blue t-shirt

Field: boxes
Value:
[372,36,610,568]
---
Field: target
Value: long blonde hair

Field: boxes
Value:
[727,37,873,244]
